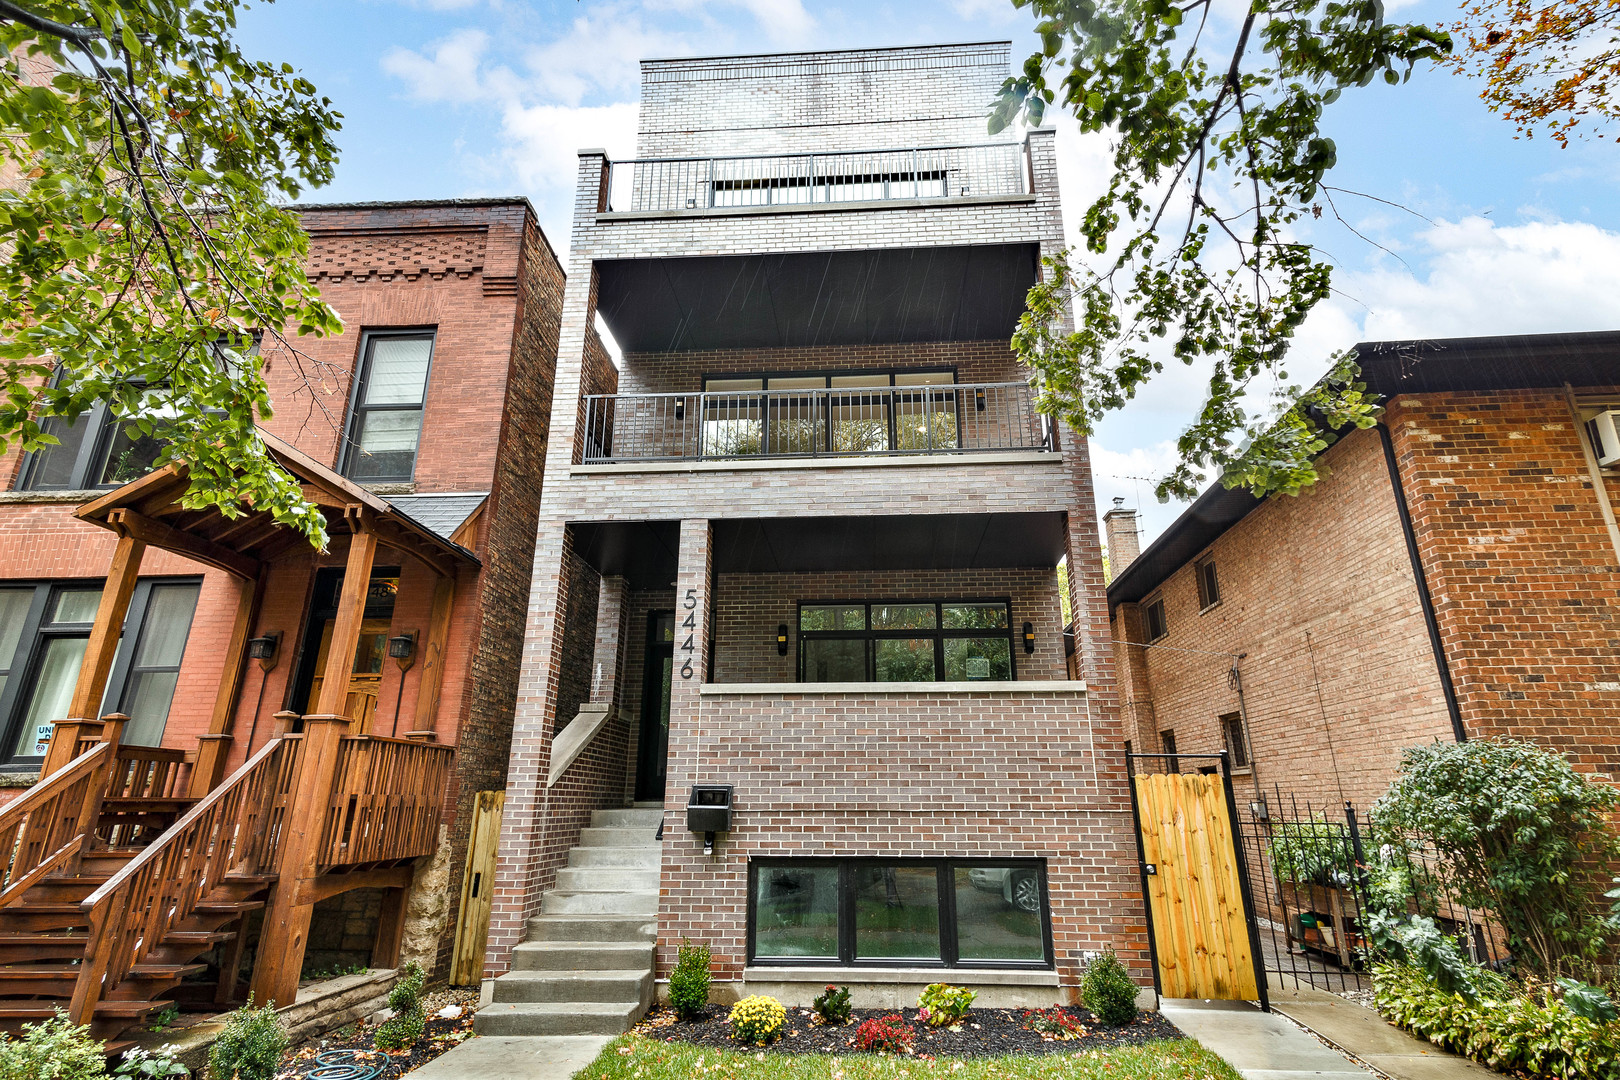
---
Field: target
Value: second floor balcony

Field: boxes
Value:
[579,380,1054,465]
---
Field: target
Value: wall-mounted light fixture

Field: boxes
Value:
[1022,621,1035,654]
[674,397,686,421]
[974,388,987,412]
[388,630,418,670]
[776,624,789,656]
[247,631,281,671]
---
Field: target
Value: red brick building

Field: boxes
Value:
[1106,330,1620,813]
[0,198,564,1036]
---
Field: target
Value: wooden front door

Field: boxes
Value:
[1129,763,1265,1003]
[290,566,399,731]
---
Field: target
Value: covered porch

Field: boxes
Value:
[0,433,474,1042]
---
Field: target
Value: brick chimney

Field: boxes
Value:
[1103,498,1140,576]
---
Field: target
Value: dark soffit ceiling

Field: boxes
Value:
[594,244,1040,353]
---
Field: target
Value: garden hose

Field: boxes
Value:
[305,1049,390,1080]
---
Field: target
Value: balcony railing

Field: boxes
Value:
[604,141,1030,214]
[579,382,1053,464]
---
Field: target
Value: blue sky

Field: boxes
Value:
[242,0,1620,545]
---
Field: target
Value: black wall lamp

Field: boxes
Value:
[1022,621,1035,654]
[247,631,281,671]
[974,388,987,412]
[776,624,789,656]
[674,397,686,420]
[388,630,418,671]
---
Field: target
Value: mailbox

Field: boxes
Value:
[687,784,733,834]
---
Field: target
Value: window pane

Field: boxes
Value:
[53,589,103,624]
[0,589,31,670]
[893,371,954,386]
[94,419,164,486]
[350,410,423,480]
[874,638,935,681]
[800,606,863,631]
[15,636,88,757]
[132,585,199,668]
[704,378,763,392]
[754,865,839,959]
[766,397,824,456]
[122,670,179,747]
[943,603,1008,630]
[766,377,825,390]
[803,639,864,682]
[829,394,887,453]
[361,337,432,406]
[894,392,957,451]
[829,374,888,388]
[854,866,940,960]
[944,638,1012,681]
[23,414,91,489]
[872,604,935,630]
[954,867,1045,962]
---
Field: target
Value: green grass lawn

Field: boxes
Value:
[574,1035,1243,1080]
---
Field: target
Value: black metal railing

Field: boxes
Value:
[604,141,1030,213]
[578,382,1054,464]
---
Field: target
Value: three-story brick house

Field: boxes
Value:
[477,43,1146,1035]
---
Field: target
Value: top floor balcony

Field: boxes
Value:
[604,140,1031,215]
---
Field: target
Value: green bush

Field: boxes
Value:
[727,996,786,1045]
[916,983,975,1027]
[669,938,711,1021]
[811,984,851,1025]
[0,1011,106,1080]
[1372,738,1620,975]
[207,996,287,1080]
[1374,962,1620,1079]
[1081,947,1139,1026]
[1266,814,1355,887]
[374,962,427,1052]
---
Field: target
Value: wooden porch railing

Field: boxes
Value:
[321,735,455,867]
[71,734,305,1022]
[0,742,112,908]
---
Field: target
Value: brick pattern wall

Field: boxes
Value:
[711,568,1067,683]
[618,340,1026,394]
[1387,389,1620,777]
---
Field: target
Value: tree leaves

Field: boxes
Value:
[997,0,1452,502]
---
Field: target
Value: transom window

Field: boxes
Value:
[341,331,436,482]
[749,858,1052,968]
[797,600,1014,683]
[700,370,958,457]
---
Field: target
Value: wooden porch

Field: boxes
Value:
[0,434,475,1044]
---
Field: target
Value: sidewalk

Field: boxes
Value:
[1160,998,1372,1080]
[1267,985,1490,1080]
[407,1035,613,1080]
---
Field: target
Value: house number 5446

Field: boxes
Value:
[679,588,697,678]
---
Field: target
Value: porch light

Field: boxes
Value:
[688,784,733,856]
[247,631,281,668]
[388,631,417,666]
[974,388,986,412]
[1022,621,1035,654]
[776,624,789,656]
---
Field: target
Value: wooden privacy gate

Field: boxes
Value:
[450,790,505,985]
[1127,752,1269,1009]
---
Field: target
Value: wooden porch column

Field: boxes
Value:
[316,521,379,718]
[409,572,456,739]
[191,567,268,797]
[44,536,145,778]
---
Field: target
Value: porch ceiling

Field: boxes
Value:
[572,513,1067,587]
[593,244,1039,353]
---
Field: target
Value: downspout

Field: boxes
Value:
[1377,422,1467,742]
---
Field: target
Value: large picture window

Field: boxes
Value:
[701,369,959,457]
[749,859,1052,968]
[341,331,436,482]
[0,579,200,765]
[798,600,1015,683]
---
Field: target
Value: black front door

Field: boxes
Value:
[634,611,674,802]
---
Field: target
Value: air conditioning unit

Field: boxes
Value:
[1589,410,1620,468]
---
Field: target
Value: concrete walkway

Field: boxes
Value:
[1161,998,1373,1080]
[1268,985,1490,1080]
[407,1035,613,1080]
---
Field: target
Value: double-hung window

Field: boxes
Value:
[797,600,1015,683]
[17,395,167,491]
[0,580,199,765]
[341,331,435,482]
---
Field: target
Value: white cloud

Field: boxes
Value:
[645,0,814,44]
[525,11,693,106]
[501,101,640,190]
[380,29,497,104]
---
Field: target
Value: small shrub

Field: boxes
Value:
[207,996,287,1080]
[916,982,975,1027]
[1081,947,1139,1026]
[727,995,787,1045]
[115,1048,189,1079]
[811,984,851,1025]
[852,1013,913,1054]
[374,962,427,1052]
[147,1004,181,1033]
[669,938,712,1021]
[1020,1006,1086,1039]
[0,1011,106,1080]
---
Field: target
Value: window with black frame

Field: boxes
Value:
[341,331,436,482]
[797,600,1015,683]
[0,579,199,765]
[700,370,958,458]
[749,858,1051,968]
[17,393,168,491]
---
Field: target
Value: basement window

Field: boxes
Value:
[748,858,1052,968]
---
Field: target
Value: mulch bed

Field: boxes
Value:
[636,1005,1182,1057]
[275,989,478,1080]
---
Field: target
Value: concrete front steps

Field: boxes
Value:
[475,805,662,1038]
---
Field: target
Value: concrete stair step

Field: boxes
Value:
[577,826,660,849]
[475,1000,640,1037]
[540,890,658,916]
[554,867,660,892]
[510,940,655,971]
[491,969,652,1004]
[526,914,657,943]
[590,808,663,829]
[567,845,661,869]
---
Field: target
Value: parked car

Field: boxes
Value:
[966,867,1041,913]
